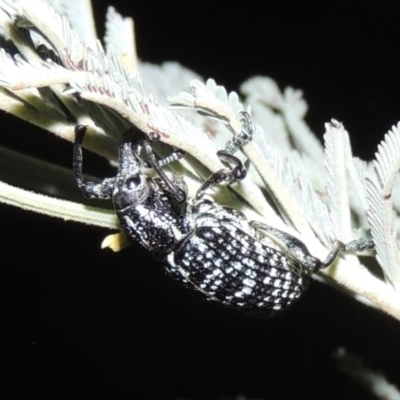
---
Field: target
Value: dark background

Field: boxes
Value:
[1,1,400,399]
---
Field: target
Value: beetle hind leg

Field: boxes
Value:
[250,221,346,272]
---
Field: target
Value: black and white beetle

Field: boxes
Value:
[73,113,372,316]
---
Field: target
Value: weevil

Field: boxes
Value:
[73,113,373,316]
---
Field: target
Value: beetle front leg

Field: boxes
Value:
[73,125,114,200]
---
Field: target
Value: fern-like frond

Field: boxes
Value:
[104,6,137,74]
[324,120,352,242]
[1,0,400,321]
[366,124,400,288]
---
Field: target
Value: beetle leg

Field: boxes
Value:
[136,140,187,204]
[73,125,114,200]
[224,110,253,155]
[249,221,346,272]
[195,112,253,200]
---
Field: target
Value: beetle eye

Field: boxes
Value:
[125,175,141,189]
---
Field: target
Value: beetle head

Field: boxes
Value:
[113,142,150,211]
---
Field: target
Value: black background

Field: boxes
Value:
[1,1,400,399]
